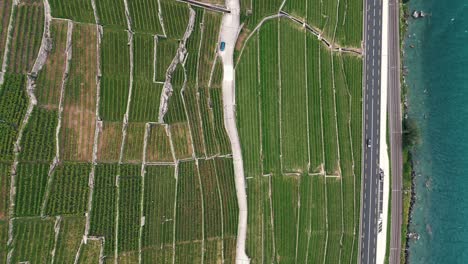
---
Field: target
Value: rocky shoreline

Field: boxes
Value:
[400,3,420,263]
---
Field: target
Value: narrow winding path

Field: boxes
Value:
[218,0,250,263]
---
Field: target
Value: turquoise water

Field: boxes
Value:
[405,0,468,263]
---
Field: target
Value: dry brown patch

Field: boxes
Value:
[235,28,250,51]
[170,122,193,160]
[146,124,173,162]
[36,20,68,107]
[97,122,122,163]
[60,23,97,162]
[122,122,146,163]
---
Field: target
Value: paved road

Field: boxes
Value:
[360,0,383,263]
[218,1,250,263]
[388,0,403,262]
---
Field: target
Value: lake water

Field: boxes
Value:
[405,0,468,263]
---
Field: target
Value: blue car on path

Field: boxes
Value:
[220,41,226,51]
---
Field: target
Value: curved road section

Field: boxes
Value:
[219,0,250,263]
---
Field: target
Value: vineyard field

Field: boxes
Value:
[279,19,308,172]
[236,17,362,263]
[49,0,95,23]
[0,0,365,262]
[60,23,97,162]
[199,87,218,156]
[19,108,57,162]
[0,163,10,217]
[170,122,193,160]
[0,74,27,161]
[155,37,178,82]
[210,88,231,155]
[306,32,323,173]
[118,164,142,252]
[45,163,91,216]
[76,239,102,264]
[224,237,237,263]
[100,28,130,121]
[214,158,238,236]
[272,175,299,263]
[160,0,190,39]
[130,34,163,122]
[259,20,280,174]
[204,239,222,263]
[198,159,222,238]
[127,0,163,35]
[197,11,222,88]
[184,8,204,87]
[123,122,146,163]
[14,163,50,216]
[95,0,127,28]
[182,88,205,157]
[209,58,223,88]
[146,124,173,163]
[97,121,123,163]
[0,221,7,262]
[128,81,163,122]
[326,178,343,262]
[0,0,13,64]
[7,1,44,74]
[89,164,118,256]
[164,66,187,124]
[54,216,86,263]
[175,161,202,242]
[35,19,68,108]
[235,33,261,178]
[142,165,175,248]
[320,46,340,175]
[117,251,139,263]
[245,176,275,263]
[174,241,202,264]
[9,218,55,263]
[141,245,173,264]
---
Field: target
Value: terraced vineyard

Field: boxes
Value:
[236,16,363,263]
[0,0,363,263]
